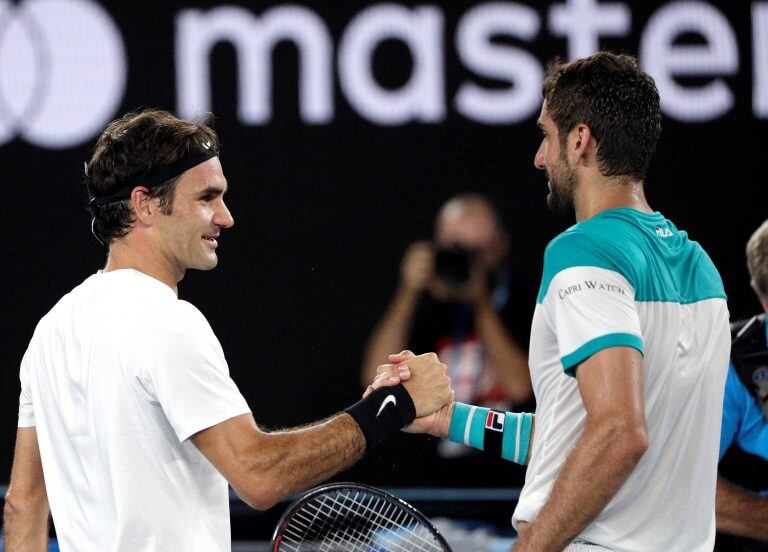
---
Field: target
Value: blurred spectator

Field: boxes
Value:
[716,218,768,550]
[362,194,535,475]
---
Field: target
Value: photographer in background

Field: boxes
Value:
[362,194,534,482]
[716,218,768,551]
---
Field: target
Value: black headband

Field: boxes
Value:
[87,147,218,207]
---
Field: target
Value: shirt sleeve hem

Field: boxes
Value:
[561,333,644,377]
[176,405,252,443]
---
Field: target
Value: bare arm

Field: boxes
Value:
[474,298,532,404]
[716,476,768,541]
[3,427,50,552]
[196,353,453,511]
[193,412,365,510]
[513,347,648,552]
[362,241,433,385]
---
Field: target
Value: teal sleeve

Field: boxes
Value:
[537,229,632,304]
[562,333,644,376]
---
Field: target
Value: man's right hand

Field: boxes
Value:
[367,365,453,437]
[400,241,434,294]
[394,351,453,417]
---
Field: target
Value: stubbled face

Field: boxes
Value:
[534,102,578,215]
[152,157,234,275]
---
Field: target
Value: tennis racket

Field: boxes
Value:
[272,482,452,551]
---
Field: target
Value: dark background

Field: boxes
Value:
[0,0,764,485]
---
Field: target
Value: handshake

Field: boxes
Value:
[363,350,455,438]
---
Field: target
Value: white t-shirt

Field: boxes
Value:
[513,209,730,551]
[17,269,251,551]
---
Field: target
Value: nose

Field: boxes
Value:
[215,200,234,229]
[534,140,546,171]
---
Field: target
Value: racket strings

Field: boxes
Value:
[325,492,428,552]
[286,493,416,552]
[329,492,435,552]
[333,491,439,552]
[278,489,445,551]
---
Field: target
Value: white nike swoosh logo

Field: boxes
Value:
[376,395,397,417]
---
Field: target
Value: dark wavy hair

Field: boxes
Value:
[86,109,219,242]
[542,52,661,181]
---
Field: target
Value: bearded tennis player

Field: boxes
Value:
[373,52,730,552]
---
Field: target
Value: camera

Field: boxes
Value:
[434,244,477,286]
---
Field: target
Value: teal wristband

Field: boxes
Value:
[501,412,534,464]
[448,402,488,449]
[448,402,533,465]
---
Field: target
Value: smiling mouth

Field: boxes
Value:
[202,234,219,248]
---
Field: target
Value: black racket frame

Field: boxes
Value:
[271,482,452,551]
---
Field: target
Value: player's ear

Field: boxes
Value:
[130,187,154,225]
[569,123,592,165]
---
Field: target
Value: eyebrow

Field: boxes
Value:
[198,185,226,198]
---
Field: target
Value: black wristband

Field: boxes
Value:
[483,410,505,458]
[345,385,416,450]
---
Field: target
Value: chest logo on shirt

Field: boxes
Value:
[485,411,505,432]
[558,280,628,300]
[656,227,673,238]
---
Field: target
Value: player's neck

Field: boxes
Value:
[103,239,182,295]
[574,175,653,222]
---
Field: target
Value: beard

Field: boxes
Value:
[546,151,578,216]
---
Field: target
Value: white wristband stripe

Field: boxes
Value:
[464,405,477,446]
[513,413,522,463]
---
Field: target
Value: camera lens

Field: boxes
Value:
[434,244,475,286]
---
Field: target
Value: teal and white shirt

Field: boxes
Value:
[512,208,730,551]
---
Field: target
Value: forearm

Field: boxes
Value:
[716,476,768,540]
[240,414,365,508]
[362,289,419,384]
[3,496,50,552]
[514,420,646,551]
[475,301,531,403]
